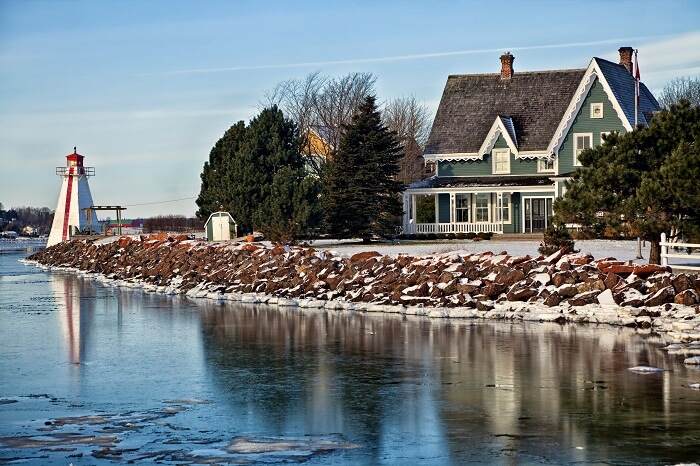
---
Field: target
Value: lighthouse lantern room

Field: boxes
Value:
[47,148,99,247]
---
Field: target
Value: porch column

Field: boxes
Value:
[497,192,504,233]
[449,193,455,229]
[402,193,410,231]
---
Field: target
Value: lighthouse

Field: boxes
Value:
[47,148,99,247]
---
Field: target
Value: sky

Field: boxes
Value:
[1,0,699,219]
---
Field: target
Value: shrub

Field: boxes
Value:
[465,232,477,240]
[476,232,493,240]
[538,224,577,255]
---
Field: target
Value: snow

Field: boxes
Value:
[306,238,647,262]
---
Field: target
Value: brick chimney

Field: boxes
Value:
[500,52,514,79]
[618,47,633,74]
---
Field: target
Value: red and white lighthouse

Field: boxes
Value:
[47,148,99,247]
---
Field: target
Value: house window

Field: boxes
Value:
[455,194,469,222]
[475,193,489,222]
[492,149,510,174]
[591,103,603,119]
[574,133,592,166]
[495,193,511,223]
[538,158,555,172]
[600,131,611,146]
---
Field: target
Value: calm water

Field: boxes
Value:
[1,247,699,465]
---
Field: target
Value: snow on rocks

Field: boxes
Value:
[25,235,700,344]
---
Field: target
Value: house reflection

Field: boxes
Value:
[197,302,686,462]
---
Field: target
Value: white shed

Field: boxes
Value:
[204,211,238,241]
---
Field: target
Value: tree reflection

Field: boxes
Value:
[197,303,700,464]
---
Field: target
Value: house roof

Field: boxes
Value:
[593,57,660,128]
[407,175,555,190]
[424,69,586,156]
[424,55,661,159]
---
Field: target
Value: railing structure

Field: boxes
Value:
[403,222,504,235]
[660,233,700,271]
[56,166,95,176]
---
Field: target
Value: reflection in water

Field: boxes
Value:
[197,303,700,464]
[52,276,84,365]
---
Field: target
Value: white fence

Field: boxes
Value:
[660,233,700,271]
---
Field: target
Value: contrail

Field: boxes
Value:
[158,37,647,76]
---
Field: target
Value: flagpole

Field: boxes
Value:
[634,49,639,128]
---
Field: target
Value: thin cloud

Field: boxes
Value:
[157,37,649,76]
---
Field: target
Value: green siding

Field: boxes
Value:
[438,134,539,176]
[558,78,627,174]
[505,193,521,234]
[439,159,490,176]
[438,193,450,223]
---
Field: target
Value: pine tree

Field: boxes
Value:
[554,100,700,264]
[323,95,404,242]
[196,121,246,220]
[196,107,320,242]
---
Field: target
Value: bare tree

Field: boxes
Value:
[658,76,700,109]
[262,71,377,176]
[382,96,433,185]
[314,72,377,149]
[262,71,327,136]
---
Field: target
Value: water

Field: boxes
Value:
[1,247,699,465]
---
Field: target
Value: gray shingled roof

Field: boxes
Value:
[594,57,660,127]
[424,69,586,155]
[407,175,555,190]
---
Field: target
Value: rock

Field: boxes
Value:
[350,251,381,263]
[552,271,575,287]
[558,285,579,298]
[476,300,495,312]
[483,282,508,298]
[644,286,675,307]
[543,292,562,307]
[627,366,665,373]
[597,289,618,306]
[683,356,700,365]
[506,286,537,302]
[672,274,694,293]
[674,289,699,306]
[495,269,525,287]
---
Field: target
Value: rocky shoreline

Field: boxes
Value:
[26,234,700,345]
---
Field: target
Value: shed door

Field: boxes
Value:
[212,216,230,240]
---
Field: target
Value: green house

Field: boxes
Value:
[403,47,660,234]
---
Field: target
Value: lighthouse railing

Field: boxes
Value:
[56,166,95,176]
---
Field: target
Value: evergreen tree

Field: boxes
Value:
[196,106,320,242]
[323,95,404,242]
[554,100,700,263]
[196,121,246,220]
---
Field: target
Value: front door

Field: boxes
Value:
[524,197,553,233]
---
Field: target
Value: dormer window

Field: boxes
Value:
[591,103,603,119]
[492,149,510,174]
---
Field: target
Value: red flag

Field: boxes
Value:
[633,52,640,81]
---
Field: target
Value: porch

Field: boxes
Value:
[402,184,555,235]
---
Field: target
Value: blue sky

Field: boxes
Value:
[1,0,699,218]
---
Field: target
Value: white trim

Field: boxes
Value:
[573,132,592,167]
[478,117,519,157]
[546,59,634,159]
[492,149,511,174]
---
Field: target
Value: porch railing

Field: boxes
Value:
[403,222,504,235]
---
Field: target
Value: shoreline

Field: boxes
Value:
[25,235,700,346]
